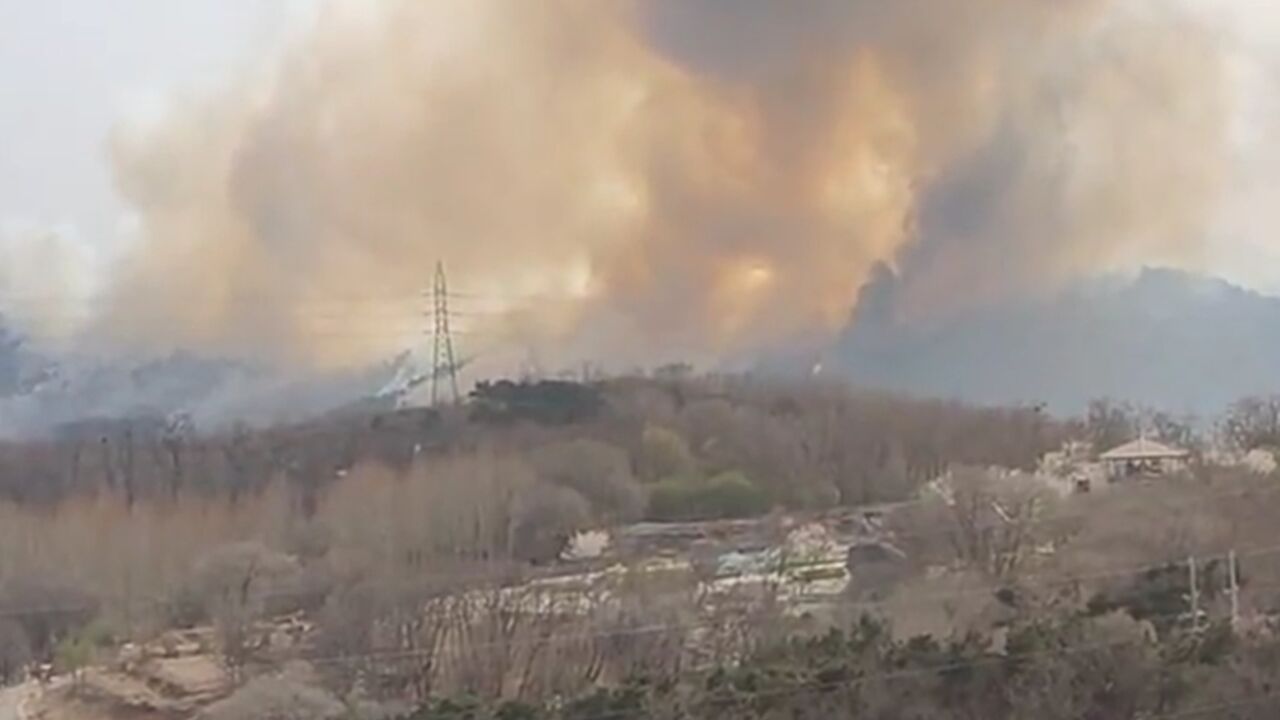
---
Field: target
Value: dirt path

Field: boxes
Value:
[0,683,32,720]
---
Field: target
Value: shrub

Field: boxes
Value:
[562,684,651,720]
[638,425,697,482]
[189,542,301,675]
[53,631,94,681]
[646,478,698,522]
[646,471,769,522]
[511,485,591,564]
[532,439,644,522]
[700,471,770,519]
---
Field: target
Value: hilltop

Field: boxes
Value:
[833,267,1280,414]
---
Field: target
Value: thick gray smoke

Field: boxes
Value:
[644,0,1225,323]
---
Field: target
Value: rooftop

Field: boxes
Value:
[1099,437,1189,461]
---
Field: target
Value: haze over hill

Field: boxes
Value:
[3,0,1279,432]
[1,266,1275,435]
[832,267,1280,414]
[0,329,409,436]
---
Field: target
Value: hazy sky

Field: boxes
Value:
[3,0,1280,296]
[0,0,317,268]
[1208,1,1280,292]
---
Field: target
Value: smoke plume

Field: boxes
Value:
[94,0,1226,371]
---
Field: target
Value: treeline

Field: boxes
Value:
[4,372,1280,517]
[0,373,1063,517]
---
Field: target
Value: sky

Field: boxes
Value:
[1209,1,1280,291]
[0,0,318,290]
[3,0,1280,309]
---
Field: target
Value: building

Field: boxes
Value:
[1100,437,1190,481]
[844,539,909,601]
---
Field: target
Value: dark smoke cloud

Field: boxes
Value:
[644,0,1226,322]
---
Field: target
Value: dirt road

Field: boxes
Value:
[0,683,31,720]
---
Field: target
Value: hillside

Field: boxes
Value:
[832,267,1280,414]
[0,333,410,437]
[6,266,1280,434]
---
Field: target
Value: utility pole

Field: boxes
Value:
[430,261,460,406]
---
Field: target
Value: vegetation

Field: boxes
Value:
[1223,394,1280,452]
[198,675,346,720]
[647,470,770,522]
[395,610,1280,719]
[0,373,1276,718]
[0,374,1065,510]
[0,620,30,684]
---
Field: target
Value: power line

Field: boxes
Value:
[0,289,557,310]
[0,303,515,317]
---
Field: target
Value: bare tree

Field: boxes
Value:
[898,467,1060,580]
[1086,399,1139,453]
[0,621,30,684]
[1222,395,1280,452]
[191,542,300,680]
[161,414,194,500]
[532,438,644,523]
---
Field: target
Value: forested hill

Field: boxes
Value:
[0,374,1058,516]
[833,267,1280,415]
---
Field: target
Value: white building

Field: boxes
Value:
[1099,438,1190,481]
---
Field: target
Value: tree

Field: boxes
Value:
[1148,410,1197,451]
[1085,562,1225,635]
[531,439,643,522]
[0,580,97,660]
[636,425,696,483]
[190,542,300,679]
[511,485,590,564]
[699,471,771,519]
[469,380,603,425]
[0,621,30,684]
[897,467,1059,580]
[647,470,769,522]
[1222,395,1280,452]
[1086,399,1139,453]
[161,413,194,500]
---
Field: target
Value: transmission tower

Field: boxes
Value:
[430,261,461,406]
